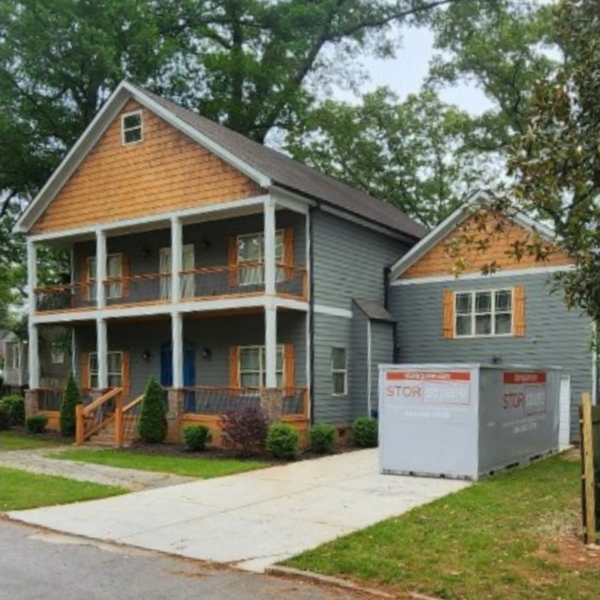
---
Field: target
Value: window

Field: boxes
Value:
[238,345,284,388]
[87,254,123,300]
[89,352,123,389]
[237,231,284,286]
[121,111,143,145]
[51,342,65,365]
[159,245,195,300]
[455,289,513,337]
[6,342,20,370]
[331,348,348,396]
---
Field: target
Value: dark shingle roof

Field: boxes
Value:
[353,298,395,322]
[138,87,426,240]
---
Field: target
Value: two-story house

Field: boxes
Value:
[16,81,425,443]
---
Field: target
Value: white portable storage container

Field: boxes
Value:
[378,364,561,480]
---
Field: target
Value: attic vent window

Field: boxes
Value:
[121,111,143,145]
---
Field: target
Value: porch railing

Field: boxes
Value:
[75,387,123,444]
[34,283,94,312]
[181,387,308,418]
[115,394,143,448]
[37,388,63,411]
[104,273,171,306]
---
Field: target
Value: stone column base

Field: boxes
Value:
[25,390,39,418]
[260,388,283,423]
[167,389,184,442]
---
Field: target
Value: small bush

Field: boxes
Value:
[267,423,300,460]
[352,417,378,448]
[138,377,168,444]
[0,395,25,427]
[220,407,269,457]
[26,414,48,434]
[182,425,211,452]
[0,405,10,431]
[60,373,82,437]
[310,423,337,454]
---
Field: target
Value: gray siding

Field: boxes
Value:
[350,309,369,417]
[389,274,593,441]
[72,209,305,281]
[74,312,306,400]
[370,321,394,415]
[312,211,409,309]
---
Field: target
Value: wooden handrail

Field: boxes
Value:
[104,273,170,283]
[35,282,90,293]
[83,387,123,416]
[122,394,143,413]
[115,394,143,448]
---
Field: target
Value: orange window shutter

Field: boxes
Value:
[81,352,90,390]
[284,344,295,393]
[121,352,131,397]
[121,254,130,298]
[228,236,238,287]
[229,346,240,388]
[442,290,455,339]
[514,285,526,336]
[284,228,294,282]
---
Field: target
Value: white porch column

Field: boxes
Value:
[27,239,39,389]
[264,197,276,295]
[172,312,183,389]
[265,303,278,388]
[171,217,182,303]
[96,229,107,309]
[96,318,108,390]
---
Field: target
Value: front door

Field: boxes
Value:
[160,342,196,411]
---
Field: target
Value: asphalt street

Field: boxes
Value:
[0,519,365,600]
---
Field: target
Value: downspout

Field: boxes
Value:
[309,205,316,425]
[384,266,399,364]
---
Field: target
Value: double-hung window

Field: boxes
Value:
[455,289,513,337]
[237,231,284,286]
[331,348,348,395]
[238,345,284,388]
[159,245,195,300]
[6,341,20,371]
[121,111,143,145]
[89,352,123,389]
[87,254,123,300]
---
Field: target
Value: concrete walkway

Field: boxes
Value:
[0,447,195,491]
[9,449,469,572]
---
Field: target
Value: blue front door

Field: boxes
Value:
[161,341,196,411]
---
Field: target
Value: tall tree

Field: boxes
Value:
[286,88,486,227]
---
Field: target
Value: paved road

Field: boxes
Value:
[0,519,365,600]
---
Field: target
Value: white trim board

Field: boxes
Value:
[313,305,353,319]
[391,264,574,286]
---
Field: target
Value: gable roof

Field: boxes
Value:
[389,189,557,279]
[16,81,426,240]
[353,298,395,322]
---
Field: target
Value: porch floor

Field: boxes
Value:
[8,449,468,572]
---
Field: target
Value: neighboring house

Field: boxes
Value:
[15,81,424,443]
[387,190,595,443]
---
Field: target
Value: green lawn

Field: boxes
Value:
[0,432,66,452]
[49,448,267,478]
[285,453,597,600]
[0,467,125,511]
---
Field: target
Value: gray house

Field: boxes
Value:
[15,81,424,443]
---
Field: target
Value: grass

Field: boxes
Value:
[0,432,66,452]
[284,453,598,600]
[0,467,125,511]
[49,448,267,478]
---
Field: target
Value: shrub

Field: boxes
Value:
[266,423,300,460]
[220,407,269,457]
[182,425,211,452]
[352,417,378,448]
[0,405,10,431]
[26,414,48,434]
[138,377,168,444]
[310,423,337,454]
[0,395,25,427]
[59,373,82,437]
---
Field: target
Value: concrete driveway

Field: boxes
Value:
[9,449,468,572]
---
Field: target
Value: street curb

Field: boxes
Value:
[265,566,396,598]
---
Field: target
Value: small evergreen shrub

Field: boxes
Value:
[138,377,168,444]
[220,407,269,457]
[352,417,378,448]
[0,405,10,431]
[310,423,337,454]
[0,395,25,427]
[59,373,82,437]
[26,414,48,434]
[182,425,211,452]
[266,423,300,460]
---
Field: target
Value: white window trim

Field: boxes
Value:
[159,245,195,299]
[87,253,124,300]
[237,230,284,286]
[238,344,284,388]
[121,110,144,146]
[454,288,514,339]
[7,341,20,370]
[89,351,123,388]
[331,347,348,396]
